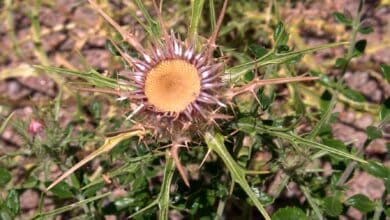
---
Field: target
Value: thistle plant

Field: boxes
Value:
[42,0,321,193]
[1,0,387,219]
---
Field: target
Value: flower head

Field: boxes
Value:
[28,119,44,135]
[121,33,225,133]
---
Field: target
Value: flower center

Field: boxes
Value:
[144,59,201,112]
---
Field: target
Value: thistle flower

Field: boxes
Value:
[28,119,44,135]
[120,32,225,134]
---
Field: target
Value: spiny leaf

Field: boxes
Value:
[0,64,38,80]
[226,42,348,81]
[34,65,132,91]
[205,132,271,220]
[46,129,144,191]
[237,118,367,164]
[32,192,110,219]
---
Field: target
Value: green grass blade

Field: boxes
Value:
[209,0,216,32]
[134,0,161,38]
[188,0,205,41]
[0,112,14,134]
[205,132,271,220]
[226,42,349,81]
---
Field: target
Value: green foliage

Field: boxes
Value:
[345,194,376,213]
[0,167,11,187]
[0,190,20,220]
[381,64,390,83]
[333,12,352,25]
[48,182,75,199]
[271,207,308,220]
[322,195,343,217]
[362,160,390,179]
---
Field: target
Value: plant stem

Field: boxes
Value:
[300,186,324,220]
[215,198,227,220]
[158,155,175,220]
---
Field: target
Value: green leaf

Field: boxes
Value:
[48,182,74,199]
[341,88,365,102]
[5,190,19,216]
[274,21,289,45]
[249,44,268,58]
[362,160,390,179]
[22,176,39,188]
[380,97,390,121]
[380,64,390,83]
[0,167,11,187]
[333,12,352,25]
[366,126,382,140]
[385,207,390,217]
[352,39,367,57]
[345,194,375,213]
[335,58,348,69]
[358,26,373,34]
[0,206,12,220]
[89,101,102,120]
[83,182,104,197]
[272,207,308,220]
[322,196,343,217]
[105,40,119,56]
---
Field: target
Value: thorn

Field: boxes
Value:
[87,0,145,54]
[170,144,190,187]
[206,0,229,60]
[71,86,122,96]
[199,149,212,168]
[126,104,145,121]
[251,90,262,106]
[109,39,135,68]
[226,76,319,100]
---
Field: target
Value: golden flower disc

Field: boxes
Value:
[144,59,201,112]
